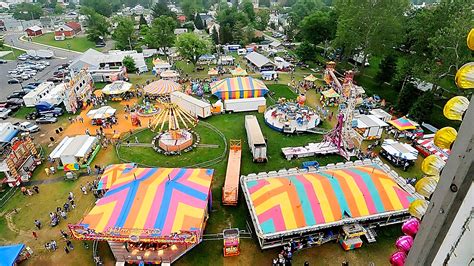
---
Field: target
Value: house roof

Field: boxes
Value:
[245,52,273,68]
[26,25,42,31]
[56,25,73,32]
[70,49,104,70]
[65,21,81,31]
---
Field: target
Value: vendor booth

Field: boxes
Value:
[218,55,234,65]
[211,76,269,100]
[380,139,418,169]
[353,114,388,140]
[320,88,340,107]
[152,58,172,75]
[0,244,33,266]
[101,81,132,101]
[304,74,317,82]
[414,134,451,162]
[49,135,99,169]
[86,106,117,125]
[230,67,248,77]
[261,71,278,81]
[388,116,422,139]
[143,80,182,97]
[160,70,180,81]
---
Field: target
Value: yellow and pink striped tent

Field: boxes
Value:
[143,80,182,96]
[211,77,269,100]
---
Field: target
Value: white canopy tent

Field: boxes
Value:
[86,106,117,120]
[381,139,418,161]
[49,135,98,165]
[101,81,132,95]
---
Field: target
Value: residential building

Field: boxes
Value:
[25,25,42,36]
[70,49,148,75]
[54,25,74,40]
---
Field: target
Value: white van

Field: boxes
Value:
[237,49,247,55]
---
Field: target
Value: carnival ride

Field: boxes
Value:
[136,100,160,117]
[264,95,321,134]
[150,102,199,154]
[282,67,360,160]
[222,140,242,206]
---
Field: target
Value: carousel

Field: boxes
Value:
[264,94,321,134]
[150,102,199,155]
[136,100,160,117]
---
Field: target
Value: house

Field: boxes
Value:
[174,28,188,35]
[199,13,213,26]
[65,21,82,34]
[177,15,186,24]
[25,25,43,37]
[54,25,74,41]
[245,51,275,72]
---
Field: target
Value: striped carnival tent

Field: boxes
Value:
[97,163,137,190]
[143,80,182,96]
[211,76,269,100]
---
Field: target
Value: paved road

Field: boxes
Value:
[0,31,80,100]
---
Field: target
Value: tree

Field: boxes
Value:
[290,0,324,27]
[335,0,409,72]
[240,0,255,23]
[122,56,137,72]
[151,2,175,18]
[295,41,316,62]
[81,0,113,17]
[375,54,397,86]
[211,27,219,44]
[139,14,147,26]
[175,33,210,68]
[0,39,4,48]
[396,81,420,114]
[142,16,177,56]
[54,4,64,14]
[81,7,110,42]
[254,9,270,31]
[68,1,76,10]
[194,14,204,30]
[112,17,137,50]
[242,26,255,45]
[392,59,413,91]
[181,0,203,19]
[409,91,434,122]
[12,3,43,20]
[216,7,249,44]
[299,10,335,45]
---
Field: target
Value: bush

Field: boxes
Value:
[122,56,137,72]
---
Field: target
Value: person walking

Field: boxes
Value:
[64,246,70,254]
[70,199,75,209]
[33,185,39,194]
[87,165,91,175]
[81,185,87,195]
[66,239,74,250]
[60,210,67,220]
[34,219,41,230]
[32,231,38,240]
[60,230,68,239]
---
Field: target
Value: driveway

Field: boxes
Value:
[0,31,81,100]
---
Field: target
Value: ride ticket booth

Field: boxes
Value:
[223,228,240,257]
[339,224,365,251]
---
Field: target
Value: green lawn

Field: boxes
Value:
[32,33,98,52]
[12,107,35,119]
[0,45,25,60]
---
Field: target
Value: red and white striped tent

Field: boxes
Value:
[415,137,451,162]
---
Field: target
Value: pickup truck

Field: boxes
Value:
[16,121,40,133]
[0,108,12,120]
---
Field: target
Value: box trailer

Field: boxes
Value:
[23,82,55,107]
[170,91,212,118]
[245,115,267,162]
[224,97,266,113]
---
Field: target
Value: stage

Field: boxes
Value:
[240,160,421,249]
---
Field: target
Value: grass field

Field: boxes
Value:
[0,45,25,60]
[32,33,98,52]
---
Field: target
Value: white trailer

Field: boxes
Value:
[42,83,66,106]
[245,115,267,162]
[224,97,266,113]
[170,91,212,118]
[23,82,55,107]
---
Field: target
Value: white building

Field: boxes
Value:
[49,135,98,167]
[23,82,55,107]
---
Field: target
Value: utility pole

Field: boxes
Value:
[405,95,474,265]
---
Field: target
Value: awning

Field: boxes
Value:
[230,67,248,76]
[388,116,419,131]
[143,80,182,95]
[211,76,269,100]
[0,244,25,266]
[321,88,340,98]
[86,106,117,120]
[304,74,317,82]
[102,81,132,95]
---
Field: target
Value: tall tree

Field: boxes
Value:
[181,0,203,19]
[12,3,43,20]
[299,10,335,45]
[335,0,409,71]
[112,17,137,50]
[397,81,420,114]
[240,0,255,23]
[295,41,316,62]
[216,7,249,44]
[80,0,113,17]
[254,9,270,31]
[211,27,219,44]
[375,54,397,86]
[151,2,175,18]
[81,7,110,42]
[175,33,210,68]
[142,16,177,56]
[290,0,324,27]
[409,91,434,122]
[194,14,204,30]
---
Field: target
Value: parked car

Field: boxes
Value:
[10,90,29,97]
[7,98,24,106]
[7,79,20,84]
[0,102,21,112]
[0,108,11,120]
[16,121,40,133]
[47,77,62,83]
[0,59,7,64]
[39,107,63,117]
[35,116,58,124]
